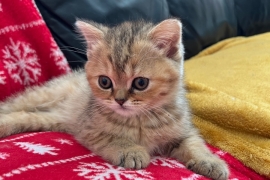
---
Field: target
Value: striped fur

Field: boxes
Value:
[0,19,228,179]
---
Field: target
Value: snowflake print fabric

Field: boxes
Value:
[0,132,266,180]
[0,152,9,160]
[74,162,153,180]
[0,71,6,85]
[14,142,59,156]
[3,38,41,85]
[50,38,70,73]
[0,0,70,101]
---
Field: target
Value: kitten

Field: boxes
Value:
[0,19,228,180]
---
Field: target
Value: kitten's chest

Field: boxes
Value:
[138,123,180,152]
[103,114,182,152]
[87,111,184,153]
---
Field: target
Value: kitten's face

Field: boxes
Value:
[76,19,183,117]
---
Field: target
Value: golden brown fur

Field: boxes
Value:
[0,19,228,179]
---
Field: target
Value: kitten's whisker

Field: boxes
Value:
[60,48,86,55]
[146,107,170,126]
[141,51,151,62]
[85,104,104,109]
[145,107,178,135]
[86,105,107,120]
[86,102,107,110]
[139,107,166,134]
[139,43,158,62]
[142,56,158,61]
[137,42,150,60]
[85,100,107,111]
[138,108,162,137]
[60,46,87,53]
[144,104,178,122]
[65,60,87,63]
[151,106,177,123]
[139,108,155,125]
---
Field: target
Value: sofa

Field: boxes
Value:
[35,0,270,68]
[0,0,270,179]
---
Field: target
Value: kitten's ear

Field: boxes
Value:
[75,20,105,52]
[148,19,182,58]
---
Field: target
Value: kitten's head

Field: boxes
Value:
[76,19,184,117]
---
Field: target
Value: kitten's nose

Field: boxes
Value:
[115,98,126,106]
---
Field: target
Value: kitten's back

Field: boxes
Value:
[0,70,90,136]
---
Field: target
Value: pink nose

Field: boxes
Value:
[115,99,126,106]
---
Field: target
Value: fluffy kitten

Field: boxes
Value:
[0,19,228,179]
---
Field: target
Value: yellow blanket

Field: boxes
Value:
[185,33,270,177]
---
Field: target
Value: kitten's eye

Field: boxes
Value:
[98,76,112,89]
[132,77,149,91]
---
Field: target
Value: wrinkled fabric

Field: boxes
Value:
[0,132,265,179]
[185,32,270,177]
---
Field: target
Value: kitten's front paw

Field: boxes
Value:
[113,146,150,169]
[186,156,229,180]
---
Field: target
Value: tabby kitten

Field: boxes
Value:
[0,19,228,179]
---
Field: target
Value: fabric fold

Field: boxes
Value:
[185,32,270,177]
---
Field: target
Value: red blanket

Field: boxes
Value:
[0,0,70,101]
[0,132,266,180]
[0,0,267,180]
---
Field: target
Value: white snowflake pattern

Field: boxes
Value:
[181,174,202,180]
[215,150,227,157]
[14,142,59,155]
[50,40,70,72]
[0,154,92,180]
[151,156,185,168]
[0,152,9,160]
[73,162,153,180]
[0,3,2,12]
[2,38,41,85]
[0,71,6,84]
[54,138,73,145]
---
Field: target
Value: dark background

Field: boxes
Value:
[35,0,270,69]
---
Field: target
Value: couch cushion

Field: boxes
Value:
[36,0,270,66]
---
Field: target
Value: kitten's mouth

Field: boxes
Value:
[113,105,135,117]
[119,106,127,110]
[117,105,129,111]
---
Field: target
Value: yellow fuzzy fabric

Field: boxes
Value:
[185,33,270,177]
